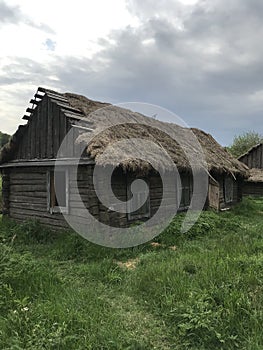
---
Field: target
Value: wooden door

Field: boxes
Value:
[208,179,220,210]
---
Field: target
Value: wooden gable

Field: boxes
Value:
[239,144,263,169]
[12,89,86,161]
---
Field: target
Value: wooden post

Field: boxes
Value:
[2,171,10,217]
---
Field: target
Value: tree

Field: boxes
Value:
[228,131,263,158]
[0,131,10,148]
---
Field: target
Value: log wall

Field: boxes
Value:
[213,174,241,210]
[3,165,180,229]
[239,144,263,169]
[243,182,263,197]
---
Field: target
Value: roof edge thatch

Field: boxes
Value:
[246,168,263,183]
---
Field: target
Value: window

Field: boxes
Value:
[127,178,150,221]
[47,169,69,214]
[179,175,193,209]
[224,176,234,203]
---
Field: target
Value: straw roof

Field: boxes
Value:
[65,93,248,176]
[0,89,248,177]
[246,168,263,183]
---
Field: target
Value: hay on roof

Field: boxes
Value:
[70,101,248,177]
[246,168,263,183]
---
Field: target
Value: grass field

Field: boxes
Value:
[0,198,263,349]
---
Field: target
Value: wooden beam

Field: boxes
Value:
[22,115,31,120]
[38,87,47,93]
[30,99,40,105]
[34,93,44,100]
[47,95,69,104]
[54,101,82,114]
[72,124,94,132]
[26,107,35,114]
[0,158,95,168]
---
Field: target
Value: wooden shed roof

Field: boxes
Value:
[238,142,263,161]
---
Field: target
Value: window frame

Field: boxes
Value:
[47,168,69,214]
[178,174,193,210]
[127,177,150,221]
[224,175,234,204]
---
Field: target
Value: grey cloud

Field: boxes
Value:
[58,0,263,145]
[2,0,263,145]
[0,0,54,33]
[0,1,20,24]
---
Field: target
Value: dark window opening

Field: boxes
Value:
[179,175,193,209]
[48,170,68,213]
[127,178,150,221]
[224,176,234,203]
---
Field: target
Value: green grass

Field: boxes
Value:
[0,197,263,349]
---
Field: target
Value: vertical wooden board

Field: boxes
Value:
[242,155,248,167]
[66,120,74,158]
[30,109,36,159]
[53,102,59,157]
[27,117,32,159]
[38,101,43,158]
[46,97,53,158]
[58,110,67,158]
[255,147,261,169]
[74,129,79,158]
[260,144,263,169]
[56,103,61,157]
[250,151,253,168]
[40,97,48,159]
[252,150,256,168]
[35,105,40,159]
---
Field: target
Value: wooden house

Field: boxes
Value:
[238,143,263,197]
[0,87,248,229]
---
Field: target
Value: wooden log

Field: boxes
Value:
[9,184,46,192]
[34,93,44,100]
[9,207,65,220]
[30,99,40,105]
[46,93,68,102]
[26,107,35,114]
[9,211,69,229]
[9,202,47,212]
[38,87,47,93]
[53,101,82,114]
[9,195,47,204]
[22,115,31,121]
[9,172,45,180]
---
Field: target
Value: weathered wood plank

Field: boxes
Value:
[9,179,45,185]
[9,184,46,192]
[9,173,46,180]
[9,195,47,204]
[9,202,47,212]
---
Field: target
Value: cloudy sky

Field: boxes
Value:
[0,0,262,145]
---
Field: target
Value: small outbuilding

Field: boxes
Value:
[0,87,248,229]
[238,143,263,197]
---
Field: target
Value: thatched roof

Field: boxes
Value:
[0,88,248,177]
[246,168,263,183]
[64,92,248,176]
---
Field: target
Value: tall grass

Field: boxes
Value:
[0,198,262,349]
